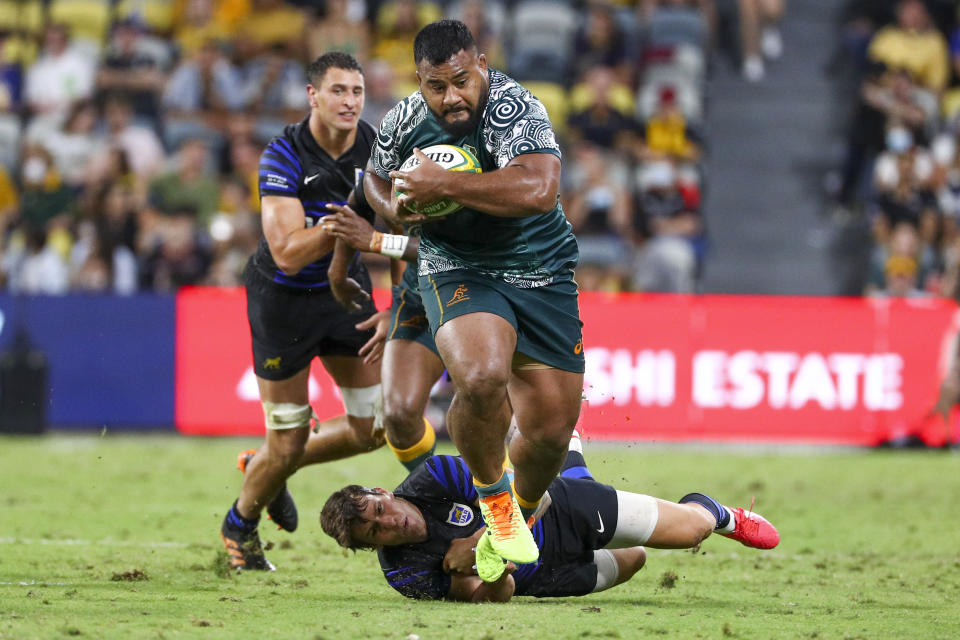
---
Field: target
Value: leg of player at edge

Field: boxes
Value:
[379,337,446,471]
[478,430,779,585]
[223,356,382,571]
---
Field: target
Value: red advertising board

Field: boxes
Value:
[175,286,390,436]
[176,288,960,445]
[578,292,959,445]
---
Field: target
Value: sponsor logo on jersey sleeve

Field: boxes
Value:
[266,173,290,189]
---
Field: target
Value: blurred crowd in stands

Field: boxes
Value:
[0,0,788,296]
[829,0,960,300]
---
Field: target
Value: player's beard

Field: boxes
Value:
[434,88,488,138]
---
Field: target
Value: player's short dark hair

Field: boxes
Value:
[307,51,363,86]
[320,485,377,551]
[413,20,476,66]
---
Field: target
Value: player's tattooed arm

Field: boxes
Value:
[364,160,410,227]
[389,150,560,219]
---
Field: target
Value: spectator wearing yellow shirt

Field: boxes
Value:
[372,0,442,92]
[637,86,702,166]
[172,0,235,58]
[0,161,18,228]
[234,0,307,59]
[867,0,949,93]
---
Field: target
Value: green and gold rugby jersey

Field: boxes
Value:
[371,69,578,288]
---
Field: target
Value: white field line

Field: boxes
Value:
[0,537,190,549]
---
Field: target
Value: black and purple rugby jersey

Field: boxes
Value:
[253,117,376,288]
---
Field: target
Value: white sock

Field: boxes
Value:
[716,506,737,533]
[569,430,583,454]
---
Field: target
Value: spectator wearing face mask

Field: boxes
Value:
[563,143,634,291]
[870,125,935,240]
[18,145,74,232]
[630,160,703,293]
[834,63,934,208]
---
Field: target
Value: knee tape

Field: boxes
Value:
[262,402,316,431]
[591,549,620,593]
[339,384,381,419]
[607,491,659,548]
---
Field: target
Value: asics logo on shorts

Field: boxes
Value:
[446,285,470,307]
[263,356,283,370]
[574,339,583,355]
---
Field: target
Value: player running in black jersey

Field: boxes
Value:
[321,441,780,602]
[220,52,390,571]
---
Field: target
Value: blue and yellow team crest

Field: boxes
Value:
[446,503,475,527]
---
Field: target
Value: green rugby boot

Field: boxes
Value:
[477,490,539,564]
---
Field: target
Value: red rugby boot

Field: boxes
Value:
[719,505,780,549]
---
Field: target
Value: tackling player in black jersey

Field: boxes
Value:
[321,439,781,602]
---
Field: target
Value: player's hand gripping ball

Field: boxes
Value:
[395,144,481,217]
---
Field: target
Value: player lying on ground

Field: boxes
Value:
[320,437,780,602]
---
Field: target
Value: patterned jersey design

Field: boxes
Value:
[371,69,578,287]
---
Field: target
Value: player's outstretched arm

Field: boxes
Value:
[356,309,391,365]
[447,564,516,603]
[324,204,419,262]
[262,195,337,275]
[442,530,485,575]
[390,149,560,219]
[327,237,369,312]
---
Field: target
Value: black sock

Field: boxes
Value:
[226,500,259,532]
[560,451,594,480]
[679,492,730,529]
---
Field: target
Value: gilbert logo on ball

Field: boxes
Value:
[397,144,482,217]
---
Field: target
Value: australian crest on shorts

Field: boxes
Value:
[372,69,579,288]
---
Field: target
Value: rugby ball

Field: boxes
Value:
[396,144,482,217]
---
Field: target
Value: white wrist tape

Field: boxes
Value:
[379,234,409,259]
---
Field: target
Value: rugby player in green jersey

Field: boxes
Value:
[361,20,584,575]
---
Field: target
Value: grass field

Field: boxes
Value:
[2,434,959,640]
